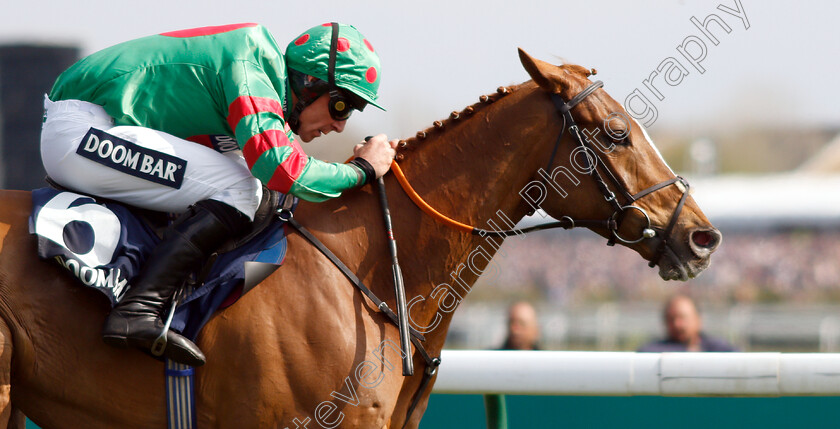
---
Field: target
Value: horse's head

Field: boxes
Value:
[518,49,721,280]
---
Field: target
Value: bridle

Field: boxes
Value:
[297,79,691,428]
[390,79,692,268]
[311,79,692,427]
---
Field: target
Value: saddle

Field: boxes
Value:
[44,175,290,250]
[33,177,296,340]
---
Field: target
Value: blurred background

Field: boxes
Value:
[2,0,839,355]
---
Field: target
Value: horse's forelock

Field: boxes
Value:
[554,63,597,98]
[559,63,593,78]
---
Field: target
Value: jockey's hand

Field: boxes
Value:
[354,134,398,179]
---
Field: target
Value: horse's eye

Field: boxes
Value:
[606,130,630,146]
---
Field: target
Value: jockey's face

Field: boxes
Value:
[296,93,347,142]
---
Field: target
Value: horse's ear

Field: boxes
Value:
[518,48,562,93]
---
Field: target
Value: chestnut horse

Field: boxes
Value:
[0,50,720,428]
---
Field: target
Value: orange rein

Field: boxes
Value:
[344,156,474,233]
[388,161,475,234]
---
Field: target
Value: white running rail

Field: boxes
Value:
[432,350,840,396]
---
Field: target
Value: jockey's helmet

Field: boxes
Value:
[285,22,383,121]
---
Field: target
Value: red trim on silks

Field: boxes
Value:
[160,23,258,38]
[294,34,310,46]
[336,38,350,52]
[242,129,292,169]
[186,135,214,149]
[226,96,285,131]
[219,282,244,309]
[366,67,378,83]
[267,140,308,193]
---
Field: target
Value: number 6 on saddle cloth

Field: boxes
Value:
[28,186,295,342]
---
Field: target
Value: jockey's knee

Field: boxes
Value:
[205,177,262,223]
[194,199,252,237]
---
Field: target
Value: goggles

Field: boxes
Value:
[328,89,354,121]
[287,23,371,130]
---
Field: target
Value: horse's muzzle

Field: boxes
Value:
[656,227,722,281]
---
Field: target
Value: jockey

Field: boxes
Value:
[40,22,397,366]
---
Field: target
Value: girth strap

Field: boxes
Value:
[165,359,196,429]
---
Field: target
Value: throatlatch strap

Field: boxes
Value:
[165,359,196,429]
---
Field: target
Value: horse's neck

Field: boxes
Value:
[398,82,552,229]
[392,82,557,339]
[289,82,557,349]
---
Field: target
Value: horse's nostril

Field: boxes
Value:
[693,231,712,247]
[690,229,720,250]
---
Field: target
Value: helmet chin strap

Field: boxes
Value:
[286,71,323,134]
[287,96,307,134]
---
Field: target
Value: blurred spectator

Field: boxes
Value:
[499,301,541,350]
[488,230,840,306]
[638,294,737,352]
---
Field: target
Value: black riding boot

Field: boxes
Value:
[102,200,251,366]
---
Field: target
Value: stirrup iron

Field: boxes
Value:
[151,296,179,357]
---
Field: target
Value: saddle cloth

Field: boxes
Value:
[28,187,292,340]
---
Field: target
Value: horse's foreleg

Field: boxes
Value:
[0,318,15,429]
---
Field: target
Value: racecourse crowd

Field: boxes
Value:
[485,229,840,305]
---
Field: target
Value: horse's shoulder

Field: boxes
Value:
[0,189,31,227]
[0,189,31,202]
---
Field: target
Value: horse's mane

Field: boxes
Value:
[394,85,519,158]
[394,63,595,159]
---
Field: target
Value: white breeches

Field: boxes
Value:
[40,96,262,220]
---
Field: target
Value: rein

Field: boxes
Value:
[299,78,690,427]
[390,80,691,267]
[390,161,612,237]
